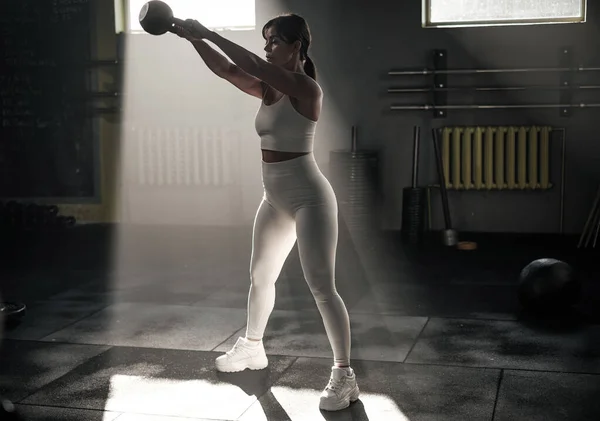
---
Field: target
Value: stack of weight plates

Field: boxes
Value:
[401,186,426,243]
[329,150,380,236]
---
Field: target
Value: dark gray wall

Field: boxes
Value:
[123,0,600,233]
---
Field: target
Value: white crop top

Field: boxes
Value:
[255,95,317,153]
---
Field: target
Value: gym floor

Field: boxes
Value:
[1,223,599,421]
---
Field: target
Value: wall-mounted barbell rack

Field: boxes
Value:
[388,48,600,118]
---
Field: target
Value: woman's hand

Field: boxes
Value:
[172,19,212,41]
[172,24,196,41]
[175,19,212,39]
[184,19,213,40]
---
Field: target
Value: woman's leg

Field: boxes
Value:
[245,198,297,340]
[216,197,297,373]
[295,205,351,367]
[216,199,296,372]
[295,203,359,410]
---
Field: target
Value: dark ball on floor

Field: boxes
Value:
[0,397,23,420]
[518,258,581,313]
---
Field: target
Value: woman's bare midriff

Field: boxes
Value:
[262,149,309,163]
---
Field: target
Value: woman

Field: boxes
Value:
[173,14,359,411]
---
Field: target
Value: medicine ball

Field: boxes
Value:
[0,397,23,420]
[518,258,580,312]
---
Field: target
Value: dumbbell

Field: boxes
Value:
[139,0,186,36]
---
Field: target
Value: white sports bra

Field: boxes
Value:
[254,94,317,153]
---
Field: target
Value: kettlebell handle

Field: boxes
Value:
[169,17,186,33]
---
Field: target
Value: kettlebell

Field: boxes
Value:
[139,0,185,35]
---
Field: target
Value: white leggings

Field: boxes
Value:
[245,153,351,366]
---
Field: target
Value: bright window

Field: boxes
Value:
[423,0,586,27]
[128,0,255,33]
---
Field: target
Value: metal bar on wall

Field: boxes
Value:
[557,128,567,234]
[88,0,101,204]
[86,60,120,67]
[390,103,600,111]
[388,66,600,76]
[388,85,600,93]
[432,50,448,118]
[559,47,575,117]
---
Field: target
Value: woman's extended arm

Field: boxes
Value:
[179,19,320,100]
[205,31,320,100]
[173,25,264,99]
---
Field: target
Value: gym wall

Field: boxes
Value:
[58,0,600,233]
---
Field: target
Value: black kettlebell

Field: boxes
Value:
[139,0,185,36]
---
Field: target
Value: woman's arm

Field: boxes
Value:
[173,25,264,99]
[188,38,231,77]
[206,31,320,100]
[193,26,320,101]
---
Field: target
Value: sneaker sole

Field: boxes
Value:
[319,386,360,411]
[215,359,269,373]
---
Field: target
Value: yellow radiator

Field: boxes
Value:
[441,126,552,190]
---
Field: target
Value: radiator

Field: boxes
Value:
[441,126,552,190]
[129,126,241,187]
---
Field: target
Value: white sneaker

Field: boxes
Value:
[215,337,269,373]
[319,366,360,411]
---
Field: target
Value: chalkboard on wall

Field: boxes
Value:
[0,0,97,199]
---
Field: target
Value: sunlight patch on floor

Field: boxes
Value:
[107,375,411,420]
[107,374,256,419]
